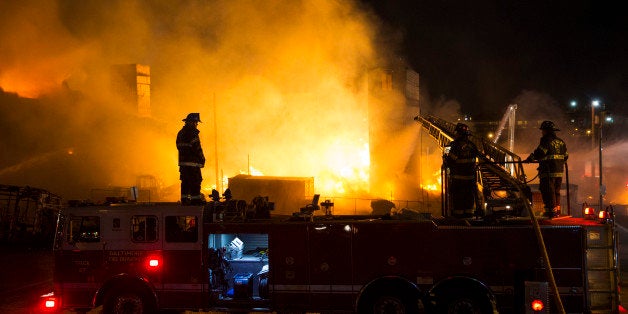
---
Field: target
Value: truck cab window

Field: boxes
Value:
[68,216,100,243]
[131,215,158,242]
[165,215,198,242]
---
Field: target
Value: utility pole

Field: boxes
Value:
[590,100,601,210]
[598,110,604,213]
[213,93,220,192]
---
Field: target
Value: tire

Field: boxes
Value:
[359,289,420,314]
[440,293,492,314]
[103,288,155,314]
[372,294,408,314]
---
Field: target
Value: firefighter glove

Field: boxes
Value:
[525,154,534,163]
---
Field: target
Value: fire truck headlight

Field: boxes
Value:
[344,225,351,232]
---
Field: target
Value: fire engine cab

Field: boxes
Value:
[40,200,619,314]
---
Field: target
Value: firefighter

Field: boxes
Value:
[445,123,480,218]
[525,120,568,218]
[177,113,206,205]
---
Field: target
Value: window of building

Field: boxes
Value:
[382,72,393,91]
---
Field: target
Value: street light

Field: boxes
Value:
[591,100,600,150]
[596,110,614,215]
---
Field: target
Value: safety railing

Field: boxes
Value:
[414,114,527,184]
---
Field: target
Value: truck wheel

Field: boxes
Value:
[359,289,420,314]
[103,288,155,314]
[441,293,492,314]
[372,294,406,313]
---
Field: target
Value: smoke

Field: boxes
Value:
[506,90,628,206]
[603,141,628,204]
[0,1,91,98]
[426,96,463,122]
[0,0,416,202]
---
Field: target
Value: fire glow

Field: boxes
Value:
[0,1,421,203]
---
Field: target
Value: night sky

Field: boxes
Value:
[365,0,628,120]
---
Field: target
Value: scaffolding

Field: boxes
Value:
[0,184,62,243]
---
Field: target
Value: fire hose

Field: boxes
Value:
[524,198,566,314]
[481,161,566,313]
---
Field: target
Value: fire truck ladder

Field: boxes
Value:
[415,114,530,217]
[416,114,571,313]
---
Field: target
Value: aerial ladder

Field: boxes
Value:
[414,114,530,217]
[415,114,572,313]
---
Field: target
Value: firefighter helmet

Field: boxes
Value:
[539,120,559,131]
[454,123,471,136]
[182,113,202,123]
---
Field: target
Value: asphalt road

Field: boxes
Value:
[0,244,53,314]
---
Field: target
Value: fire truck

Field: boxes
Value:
[39,115,620,313]
[38,200,620,313]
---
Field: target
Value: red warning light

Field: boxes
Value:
[45,299,56,308]
[584,206,596,219]
[531,299,544,311]
[146,256,161,270]
[39,292,58,312]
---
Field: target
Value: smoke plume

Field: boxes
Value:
[1,0,418,204]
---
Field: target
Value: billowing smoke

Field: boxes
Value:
[508,90,626,207]
[1,0,419,204]
[603,141,628,205]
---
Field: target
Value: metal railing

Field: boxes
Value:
[415,114,527,184]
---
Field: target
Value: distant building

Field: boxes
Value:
[367,61,421,200]
[111,64,151,118]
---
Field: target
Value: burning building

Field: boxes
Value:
[367,62,421,201]
[111,64,151,118]
[0,1,445,214]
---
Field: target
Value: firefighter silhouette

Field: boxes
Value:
[176,113,206,205]
[526,120,568,218]
[445,123,480,218]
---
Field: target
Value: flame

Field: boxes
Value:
[0,1,426,203]
[240,167,264,176]
[420,168,442,192]
[316,142,370,196]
